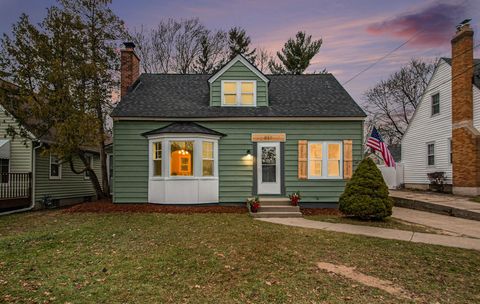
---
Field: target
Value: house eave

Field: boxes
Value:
[112,116,366,122]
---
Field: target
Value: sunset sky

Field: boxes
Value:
[1,0,479,104]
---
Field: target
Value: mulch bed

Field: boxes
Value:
[300,208,342,216]
[63,200,247,214]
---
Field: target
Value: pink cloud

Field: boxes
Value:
[366,1,469,47]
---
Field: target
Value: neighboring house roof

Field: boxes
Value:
[111,74,366,118]
[441,57,480,89]
[142,122,226,137]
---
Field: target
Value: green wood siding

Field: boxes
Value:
[0,105,33,173]
[210,61,268,106]
[113,120,363,204]
[34,150,102,201]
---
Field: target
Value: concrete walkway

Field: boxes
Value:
[257,217,480,251]
[390,190,480,221]
[392,207,480,239]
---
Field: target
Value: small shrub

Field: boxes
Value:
[339,158,393,220]
[427,172,447,193]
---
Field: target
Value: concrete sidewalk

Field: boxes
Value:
[392,207,480,239]
[257,217,480,251]
[390,190,480,221]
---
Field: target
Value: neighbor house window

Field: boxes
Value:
[170,141,194,176]
[222,81,256,106]
[0,159,9,183]
[308,142,342,179]
[202,141,214,176]
[431,93,440,115]
[427,143,435,166]
[449,138,452,164]
[152,142,162,176]
[49,154,62,179]
[84,155,94,179]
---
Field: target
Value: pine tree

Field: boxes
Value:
[339,158,393,220]
[227,27,256,63]
[269,31,322,74]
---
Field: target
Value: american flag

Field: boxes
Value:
[367,127,396,167]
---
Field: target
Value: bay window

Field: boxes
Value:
[308,141,343,179]
[222,80,256,106]
[170,141,194,176]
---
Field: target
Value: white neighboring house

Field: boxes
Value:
[401,56,480,190]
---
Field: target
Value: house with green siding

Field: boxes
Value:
[111,43,365,208]
[0,80,101,212]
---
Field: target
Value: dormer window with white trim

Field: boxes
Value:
[221,80,256,106]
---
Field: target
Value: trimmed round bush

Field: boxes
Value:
[339,157,393,220]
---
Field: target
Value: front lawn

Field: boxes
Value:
[1,210,479,303]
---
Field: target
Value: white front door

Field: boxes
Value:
[257,142,281,194]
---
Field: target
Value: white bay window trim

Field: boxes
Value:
[148,134,219,180]
[307,141,343,179]
[221,80,257,107]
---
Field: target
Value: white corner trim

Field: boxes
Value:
[208,54,269,84]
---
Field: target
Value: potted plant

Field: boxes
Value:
[247,196,260,213]
[289,191,301,206]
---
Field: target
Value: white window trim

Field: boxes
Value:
[148,134,219,181]
[84,154,93,180]
[221,80,257,107]
[307,141,343,180]
[49,153,62,180]
[431,92,440,116]
[427,142,435,167]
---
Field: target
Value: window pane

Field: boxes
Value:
[310,143,322,159]
[153,142,162,160]
[328,144,341,160]
[203,160,214,176]
[310,160,322,177]
[428,155,435,166]
[241,82,254,93]
[153,160,162,176]
[240,94,254,105]
[328,161,340,177]
[51,164,59,177]
[202,142,213,158]
[170,141,193,176]
[224,82,237,93]
[1,159,9,183]
[224,94,237,105]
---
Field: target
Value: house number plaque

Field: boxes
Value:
[251,133,286,142]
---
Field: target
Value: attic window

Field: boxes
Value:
[221,81,256,106]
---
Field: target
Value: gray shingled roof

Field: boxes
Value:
[142,122,226,137]
[111,74,366,118]
[441,57,480,89]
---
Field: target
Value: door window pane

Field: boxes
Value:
[170,141,193,176]
[261,146,276,182]
[327,143,341,177]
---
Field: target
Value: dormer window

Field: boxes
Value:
[221,80,256,106]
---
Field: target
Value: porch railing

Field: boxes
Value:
[0,173,32,200]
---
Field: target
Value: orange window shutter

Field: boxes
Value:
[298,140,308,179]
[343,140,353,179]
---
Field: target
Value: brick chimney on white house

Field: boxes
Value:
[120,42,140,98]
[451,22,480,195]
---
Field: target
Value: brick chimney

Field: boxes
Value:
[120,42,140,98]
[451,23,480,195]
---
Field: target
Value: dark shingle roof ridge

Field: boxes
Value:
[141,122,226,137]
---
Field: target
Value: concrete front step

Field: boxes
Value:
[259,205,300,212]
[257,197,291,206]
[251,211,303,218]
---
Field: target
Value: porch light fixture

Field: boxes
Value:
[246,149,251,156]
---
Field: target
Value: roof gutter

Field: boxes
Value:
[112,116,367,122]
[0,142,42,216]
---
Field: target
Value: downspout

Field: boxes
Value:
[0,141,42,216]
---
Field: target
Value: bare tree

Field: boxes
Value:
[255,48,272,73]
[364,58,435,144]
[174,18,207,73]
[193,30,228,74]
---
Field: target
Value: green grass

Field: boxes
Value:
[305,215,443,234]
[0,210,479,303]
[469,196,480,203]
